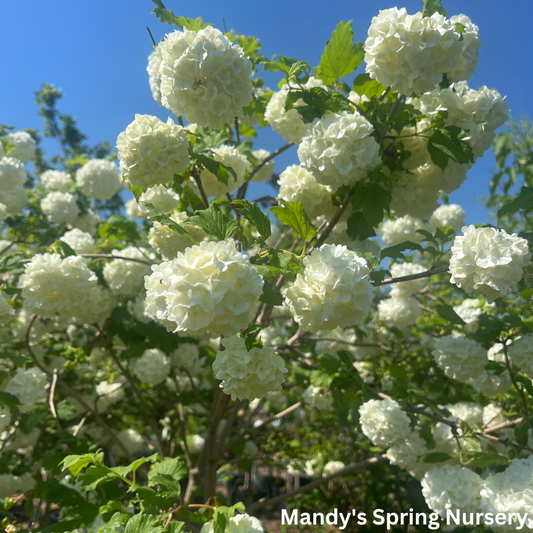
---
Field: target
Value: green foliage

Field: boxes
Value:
[380,241,424,261]
[352,73,386,99]
[316,21,364,85]
[422,451,455,463]
[232,200,271,241]
[98,215,141,243]
[259,284,283,306]
[427,126,474,171]
[194,151,237,186]
[351,183,391,228]
[270,200,317,244]
[434,303,466,326]
[150,0,209,31]
[185,204,238,240]
[346,211,376,241]
[284,86,352,123]
[422,0,447,17]
[261,55,310,84]
[497,186,533,219]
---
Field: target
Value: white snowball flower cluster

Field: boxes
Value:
[95,381,125,412]
[508,335,533,378]
[145,239,264,337]
[250,149,275,183]
[148,210,205,260]
[7,131,36,163]
[59,228,95,254]
[117,114,191,188]
[278,165,335,220]
[447,15,481,83]
[421,464,482,516]
[185,434,205,454]
[199,145,251,197]
[74,285,117,325]
[127,295,151,324]
[449,225,530,303]
[200,513,264,533]
[0,293,14,323]
[387,431,430,480]
[5,367,48,411]
[126,198,149,219]
[322,461,345,477]
[41,191,79,225]
[0,474,36,499]
[432,336,487,382]
[379,216,425,246]
[19,254,98,320]
[377,296,420,328]
[76,159,121,200]
[445,402,483,427]
[265,77,325,144]
[482,403,505,428]
[103,246,153,297]
[40,169,73,192]
[298,111,381,190]
[428,204,466,233]
[364,8,463,95]
[389,262,426,297]
[302,385,333,411]
[70,210,99,235]
[283,244,373,332]
[115,428,145,456]
[453,298,483,333]
[0,157,28,214]
[359,399,412,448]
[158,27,253,129]
[170,343,206,376]
[212,335,287,400]
[131,348,171,385]
[147,47,163,105]
[139,184,180,214]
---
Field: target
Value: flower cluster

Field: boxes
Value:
[302,385,333,410]
[59,228,95,254]
[212,335,287,400]
[379,215,425,246]
[432,336,487,382]
[103,246,153,297]
[170,343,206,376]
[117,114,191,188]
[250,149,275,183]
[158,27,253,128]
[40,169,73,192]
[6,131,36,163]
[147,47,163,106]
[145,239,264,337]
[41,191,79,225]
[131,348,171,386]
[76,159,121,200]
[0,157,28,214]
[200,513,264,533]
[359,399,412,448]
[283,244,373,332]
[428,204,466,233]
[5,367,48,411]
[508,335,533,378]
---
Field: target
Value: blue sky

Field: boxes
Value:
[2,0,532,224]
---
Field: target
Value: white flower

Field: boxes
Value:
[200,513,264,533]
[379,216,425,246]
[103,246,153,297]
[72,285,117,325]
[508,335,533,378]
[453,298,482,333]
[7,131,36,163]
[0,474,36,499]
[145,239,263,337]
[387,431,430,480]
[447,15,481,83]
[198,145,251,197]
[482,403,506,428]
[70,210,99,234]
[76,159,121,200]
[185,434,205,454]
[159,27,253,129]
[359,399,411,448]
[432,336,488,382]
[364,8,462,95]
[40,169,73,192]
[127,295,151,324]
[389,262,426,297]
[5,367,48,411]
[250,149,275,183]
[278,165,335,220]
[283,244,373,332]
[139,184,180,214]
[322,460,345,477]
[302,385,333,411]
[148,210,205,260]
[115,428,145,456]
[147,47,163,105]
[0,157,28,214]
[59,228,95,254]
[212,335,287,400]
[378,296,420,328]
[428,204,466,233]
[0,293,14,323]
[170,343,206,375]
[421,464,482,516]
[95,381,125,412]
[41,191,79,225]
[126,198,149,219]
[117,114,191,188]
[298,111,381,190]
[449,225,530,303]
[445,402,483,427]
[19,254,98,320]
[131,348,171,385]
[265,77,326,144]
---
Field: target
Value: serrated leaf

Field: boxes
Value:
[380,241,424,261]
[232,200,271,240]
[124,512,164,533]
[148,457,187,487]
[184,204,238,241]
[435,225,456,241]
[497,186,533,219]
[461,451,508,468]
[58,240,76,257]
[317,21,364,85]
[270,200,316,243]
[427,126,474,171]
[352,73,385,99]
[422,452,455,463]
[284,86,352,123]
[194,152,237,187]
[422,0,447,17]
[435,303,466,325]
[259,284,283,306]
[370,269,391,286]
[150,0,209,31]
[351,184,391,227]
[99,214,141,242]
[61,452,104,476]
[346,211,376,241]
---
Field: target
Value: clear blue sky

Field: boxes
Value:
[2,0,532,224]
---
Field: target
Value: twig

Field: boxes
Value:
[49,371,62,432]
[192,168,210,208]
[378,267,449,287]
[20,253,154,266]
[146,27,157,47]
[503,342,529,419]
[234,118,240,143]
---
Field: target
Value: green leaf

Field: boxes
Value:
[61,452,104,476]
[262,56,310,83]
[351,184,391,228]
[181,184,205,212]
[435,303,466,325]
[427,126,474,171]
[316,354,340,375]
[370,269,391,286]
[284,86,352,123]
[422,0,447,17]
[148,457,187,487]
[515,420,530,447]
[99,512,129,532]
[194,151,237,187]
[232,200,271,241]
[124,512,164,533]
[213,509,228,533]
[166,522,186,533]
[80,465,117,491]
[316,21,364,85]
[497,186,533,219]
[99,214,141,242]
[58,240,76,257]
[270,200,316,243]
[461,451,509,468]
[259,284,283,306]
[380,241,424,261]
[184,204,238,241]
[145,203,199,245]
[0,391,20,417]
[422,452,455,463]
[346,211,376,241]
[150,0,209,31]
[352,73,385,99]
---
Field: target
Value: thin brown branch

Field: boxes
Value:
[503,342,529,419]
[378,267,449,287]
[49,371,62,432]
[192,167,210,208]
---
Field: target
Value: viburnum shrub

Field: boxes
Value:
[2,1,533,532]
